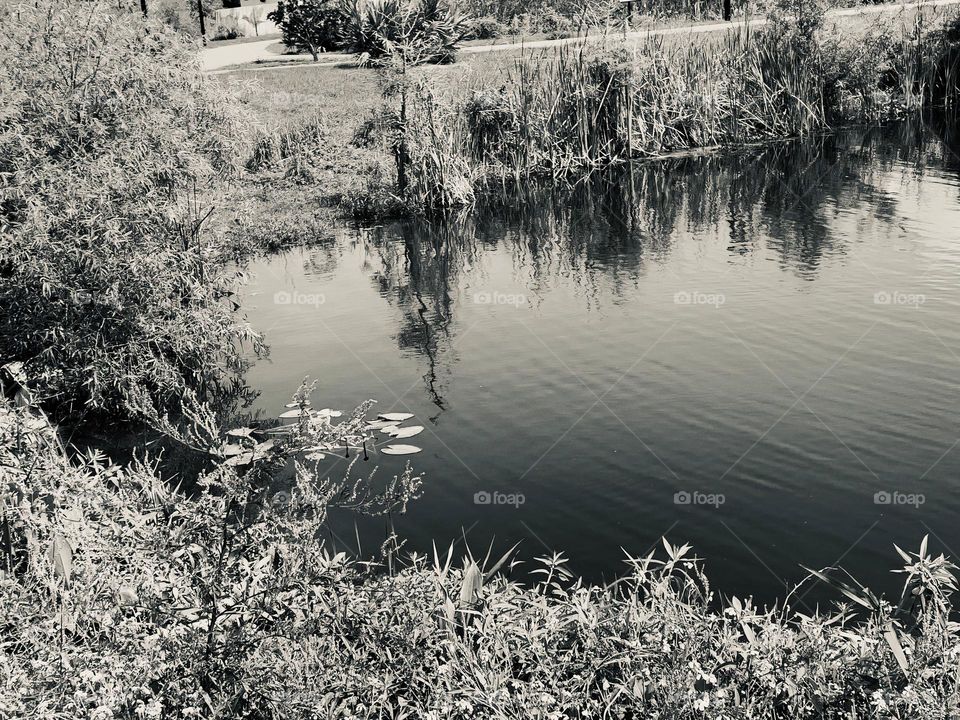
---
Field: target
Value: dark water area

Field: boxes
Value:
[242,120,960,607]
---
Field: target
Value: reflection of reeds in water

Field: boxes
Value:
[359,219,486,408]
[398,121,957,293]
[351,119,955,400]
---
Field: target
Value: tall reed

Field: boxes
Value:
[397,12,960,209]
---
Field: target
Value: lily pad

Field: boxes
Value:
[226,427,254,438]
[378,412,415,422]
[392,425,424,439]
[285,401,310,408]
[365,420,400,431]
[381,444,422,455]
[278,408,311,419]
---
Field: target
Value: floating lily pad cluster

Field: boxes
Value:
[364,412,423,455]
[216,404,424,468]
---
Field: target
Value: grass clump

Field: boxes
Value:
[247,112,329,180]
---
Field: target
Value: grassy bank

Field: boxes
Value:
[3,397,960,719]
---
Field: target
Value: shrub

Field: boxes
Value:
[157,0,185,30]
[341,0,470,66]
[156,0,217,34]
[0,0,257,425]
[268,0,346,60]
[464,14,505,40]
[211,17,242,40]
[338,159,411,218]
[538,6,576,38]
[0,387,423,719]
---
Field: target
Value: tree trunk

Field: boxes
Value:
[397,87,408,193]
[197,0,207,44]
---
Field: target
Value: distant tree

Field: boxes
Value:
[268,0,344,60]
[347,0,470,198]
[341,0,470,66]
[188,0,217,21]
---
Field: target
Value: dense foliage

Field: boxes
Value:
[0,1,257,424]
[0,390,424,719]
[268,0,469,65]
[2,398,959,719]
[341,0,470,65]
[268,0,346,60]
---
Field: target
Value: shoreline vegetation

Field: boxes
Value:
[237,0,960,218]
[3,397,960,718]
[2,0,960,718]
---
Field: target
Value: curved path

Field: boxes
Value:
[202,0,960,72]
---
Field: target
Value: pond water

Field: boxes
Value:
[242,120,960,605]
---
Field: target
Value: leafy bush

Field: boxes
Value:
[268,0,346,60]
[539,6,576,38]
[156,0,217,35]
[211,17,242,40]
[341,0,470,66]
[0,0,257,425]
[464,14,506,40]
[157,0,186,30]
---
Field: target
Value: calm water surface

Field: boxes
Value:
[242,122,960,605]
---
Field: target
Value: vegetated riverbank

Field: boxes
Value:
[226,0,960,221]
[3,396,960,719]
[372,3,960,210]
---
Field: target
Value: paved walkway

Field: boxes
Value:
[201,38,304,71]
[202,0,960,72]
